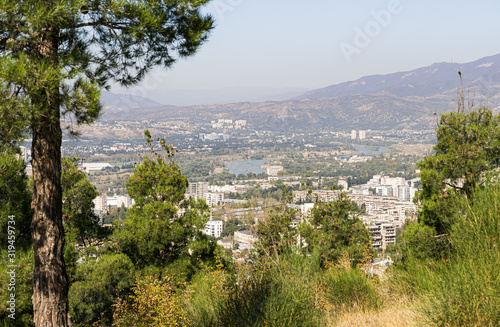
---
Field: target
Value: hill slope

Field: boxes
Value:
[100,54,500,131]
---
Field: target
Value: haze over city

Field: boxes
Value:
[111,0,500,105]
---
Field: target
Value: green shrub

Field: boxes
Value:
[185,253,325,327]
[69,253,135,326]
[421,185,500,326]
[393,184,500,326]
[0,248,34,326]
[321,255,380,311]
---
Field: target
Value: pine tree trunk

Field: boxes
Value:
[31,106,72,327]
[31,25,72,327]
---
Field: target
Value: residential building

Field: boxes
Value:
[338,180,349,190]
[93,195,107,211]
[187,182,209,199]
[80,162,112,173]
[204,192,225,207]
[204,220,223,238]
[368,222,396,250]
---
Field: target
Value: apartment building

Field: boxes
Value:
[203,220,223,238]
[186,182,209,200]
[368,222,396,250]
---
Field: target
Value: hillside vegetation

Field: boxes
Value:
[1,107,500,326]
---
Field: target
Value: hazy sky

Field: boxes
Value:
[113,0,500,105]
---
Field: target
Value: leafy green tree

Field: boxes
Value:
[103,203,127,225]
[0,1,213,324]
[255,206,298,261]
[395,222,446,263]
[113,131,211,267]
[301,193,371,266]
[0,248,35,326]
[221,218,246,237]
[254,189,298,261]
[68,253,135,326]
[417,106,500,235]
[61,157,101,247]
[0,147,33,325]
[0,146,31,248]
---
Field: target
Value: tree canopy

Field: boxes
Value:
[0,1,214,325]
[417,106,500,234]
[61,157,101,246]
[113,131,212,267]
[301,193,372,266]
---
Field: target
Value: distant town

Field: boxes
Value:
[20,119,427,257]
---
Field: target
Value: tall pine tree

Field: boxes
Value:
[0,1,213,325]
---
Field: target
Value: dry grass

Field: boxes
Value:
[326,294,423,327]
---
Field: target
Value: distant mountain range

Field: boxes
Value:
[296,53,500,100]
[100,54,500,131]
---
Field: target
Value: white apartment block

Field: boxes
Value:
[368,222,396,250]
[93,194,134,211]
[380,176,406,187]
[397,186,418,202]
[293,190,341,204]
[235,120,247,126]
[359,130,366,140]
[338,180,349,190]
[92,195,107,211]
[367,175,383,186]
[81,162,112,173]
[350,194,417,228]
[351,129,357,140]
[204,192,225,207]
[376,186,394,197]
[203,220,223,238]
[115,195,134,208]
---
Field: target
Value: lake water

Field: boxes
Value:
[226,145,390,176]
[227,159,271,176]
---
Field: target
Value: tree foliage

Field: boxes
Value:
[254,205,299,260]
[69,253,135,326]
[254,189,299,261]
[0,1,213,324]
[0,146,31,248]
[113,274,187,327]
[113,131,211,267]
[301,193,372,266]
[61,157,101,246]
[417,106,500,234]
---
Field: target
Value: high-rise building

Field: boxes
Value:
[186,182,209,200]
[204,192,224,207]
[351,130,357,140]
[359,130,366,140]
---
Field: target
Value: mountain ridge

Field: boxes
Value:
[100,54,500,131]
